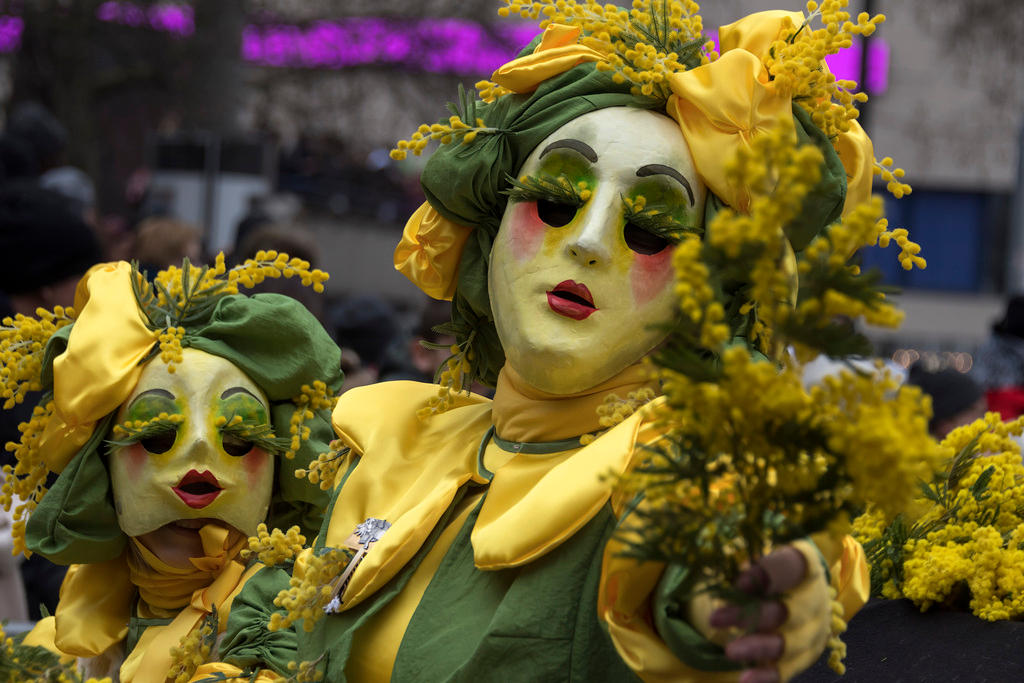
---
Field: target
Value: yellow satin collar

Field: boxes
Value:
[51,523,250,683]
[491,363,655,443]
[128,524,246,613]
[327,378,657,607]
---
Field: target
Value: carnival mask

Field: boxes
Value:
[488,106,706,394]
[109,348,275,538]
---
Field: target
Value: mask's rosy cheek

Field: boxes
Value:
[630,247,675,307]
[506,202,547,262]
[243,448,270,487]
[119,443,149,481]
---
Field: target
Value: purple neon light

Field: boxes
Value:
[95,1,194,37]
[242,18,537,75]
[0,16,22,53]
[0,6,889,91]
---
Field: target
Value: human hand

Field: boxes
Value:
[710,542,830,683]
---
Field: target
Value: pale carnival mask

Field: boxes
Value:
[488,106,707,394]
[109,348,275,539]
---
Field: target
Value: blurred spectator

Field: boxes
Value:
[331,294,400,393]
[0,182,103,314]
[380,298,455,383]
[6,102,97,225]
[906,364,986,438]
[0,182,102,620]
[6,102,66,174]
[0,134,38,182]
[234,223,324,323]
[973,296,1024,419]
[132,216,203,272]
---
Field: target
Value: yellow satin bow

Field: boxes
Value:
[490,23,604,93]
[39,261,158,473]
[394,203,473,301]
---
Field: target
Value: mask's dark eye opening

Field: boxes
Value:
[142,431,177,454]
[222,433,254,457]
[537,199,578,228]
[624,222,671,255]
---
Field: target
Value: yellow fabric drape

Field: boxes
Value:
[835,120,875,218]
[39,261,158,473]
[490,23,605,93]
[41,523,250,683]
[47,555,134,658]
[491,362,654,443]
[666,48,794,214]
[189,663,284,683]
[718,10,804,58]
[393,203,473,301]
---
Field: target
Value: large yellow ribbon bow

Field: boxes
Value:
[37,261,159,473]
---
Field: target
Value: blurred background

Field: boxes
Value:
[0,0,1021,377]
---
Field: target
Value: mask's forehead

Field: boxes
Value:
[520,107,703,197]
[125,347,267,411]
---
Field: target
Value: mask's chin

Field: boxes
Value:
[135,518,241,569]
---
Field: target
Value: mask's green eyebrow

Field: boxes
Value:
[636,164,695,206]
[540,139,598,163]
[128,388,175,410]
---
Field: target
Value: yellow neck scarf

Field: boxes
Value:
[491,363,655,443]
[54,523,249,683]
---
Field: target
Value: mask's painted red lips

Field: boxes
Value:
[173,469,222,509]
[547,280,597,320]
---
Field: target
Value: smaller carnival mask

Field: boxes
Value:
[489,106,706,394]
[110,348,275,538]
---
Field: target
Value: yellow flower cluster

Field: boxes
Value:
[0,305,75,409]
[1,621,111,682]
[620,340,938,612]
[875,220,926,271]
[474,79,513,103]
[857,414,1024,621]
[158,325,186,373]
[390,116,497,161]
[2,401,56,556]
[826,586,848,674]
[766,1,883,140]
[683,117,822,352]
[418,344,473,418]
[581,387,657,445]
[168,614,216,683]
[270,547,352,633]
[296,439,350,490]
[873,156,912,199]
[111,412,185,441]
[284,381,336,460]
[501,0,709,100]
[242,523,307,566]
[810,370,944,519]
[286,657,325,682]
[228,251,329,294]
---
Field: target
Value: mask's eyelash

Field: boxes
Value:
[503,172,589,206]
[107,413,183,448]
[622,196,703,242]
[219,414,290,456]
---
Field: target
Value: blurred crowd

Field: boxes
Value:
[0,101,455,626]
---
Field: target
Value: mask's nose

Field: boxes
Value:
[181,434,219,465]
[565,192,617,267]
